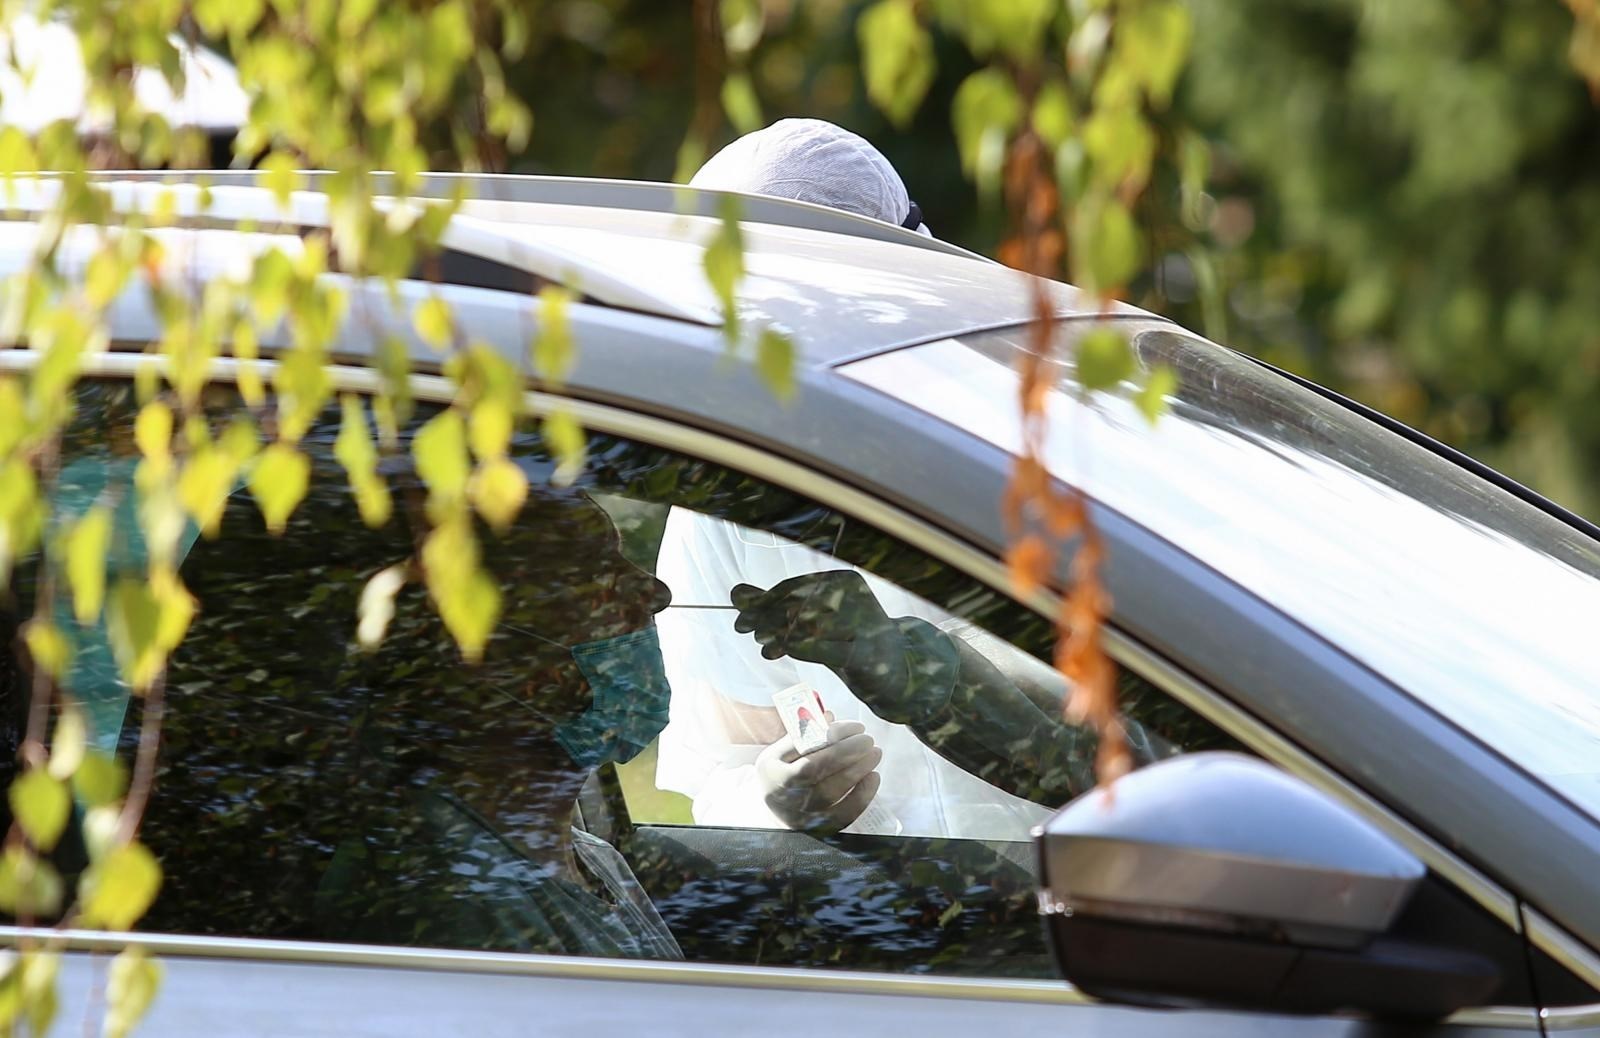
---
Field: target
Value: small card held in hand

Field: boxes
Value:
[772,683,830,756]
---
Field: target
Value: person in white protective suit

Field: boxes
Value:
[653,510,1059,840]
[653,120,1143,839]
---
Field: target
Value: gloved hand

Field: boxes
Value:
[754,718,882,832]
[730,571,960,726]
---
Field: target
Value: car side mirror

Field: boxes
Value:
[1034,753,1499,1020]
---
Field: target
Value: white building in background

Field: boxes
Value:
[0,11,246,135]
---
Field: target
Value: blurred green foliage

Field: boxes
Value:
[500,0,1600,516]
[1176,0,1600,516]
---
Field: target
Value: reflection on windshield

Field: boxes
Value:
[843,327,1600,820]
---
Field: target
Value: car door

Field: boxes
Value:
[3,354,1587,1036]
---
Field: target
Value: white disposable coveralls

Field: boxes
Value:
[653,509,1050,840]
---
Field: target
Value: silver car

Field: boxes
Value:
[2,173,1598,1036]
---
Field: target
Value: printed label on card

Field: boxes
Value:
[772,682,830,755]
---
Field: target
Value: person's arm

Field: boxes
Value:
[731,573,1129,805]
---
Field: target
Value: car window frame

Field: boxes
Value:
[0,349,1574,1028]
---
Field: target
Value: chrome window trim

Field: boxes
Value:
[1527,908,1600,1011]
[0,928,1089,1006]
[0,352,1581,1025]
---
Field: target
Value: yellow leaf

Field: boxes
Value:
[9,768,70,851]
[232,319,263,406]
[413,409,470,504]
[413,296,453,351]
[436,567,501,663]
[73,752,127,808]
[16,948,60,1037]
[531,285,575,384]
[104,947,163,1038]
[85,248,130,309]
[105,577,194,692]
[467,398,513,461]
[471,457,527,531]
[176,449,238,537]
[48,707,86,781]
[22,620,71,683]
[756,328,796,401]
[79,841,162,931]
[134,402,173,463]
[247,443,310,535]
[334,395,378,474]
[542,410,586,483]
[0,460,43,582]
[0,846,63,918]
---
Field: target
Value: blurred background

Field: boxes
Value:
[487,0,1600,518]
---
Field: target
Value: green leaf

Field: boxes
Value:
[248,443,311,535]
[257,150,301,210]
[1075,327,1136,392]
[73,752,128,808]
[859,0,936,129]
[0,847,63,918]
[756,328,797,401]
[413,296,453,351]
[9,769,70,852]
[720,72,763,135]
[0,125,39,181]
[703,197,745,341]
[1032,79,1076,152]
[486,96,533,153]
[720,0,764,55]
[1083,105,1156,194]
[471,457,528,531]
[1117,0,1192,108]
[80,841,163,931]
[1072,197,1141,297]
[1135,364,1178,424]
[413,409,471,504]
[105,947,163,1038]
[952,68,1022,195]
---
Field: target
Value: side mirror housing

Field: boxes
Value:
[1035,753,1498,1019]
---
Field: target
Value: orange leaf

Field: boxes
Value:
[1006,535,1052,596]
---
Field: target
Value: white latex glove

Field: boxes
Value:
[753,719,882,833]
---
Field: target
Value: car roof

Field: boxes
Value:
[54,172,1141,365]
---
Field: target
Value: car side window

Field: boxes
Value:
[35,379,1241,979]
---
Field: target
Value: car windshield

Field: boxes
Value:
[842,325,1600,821]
